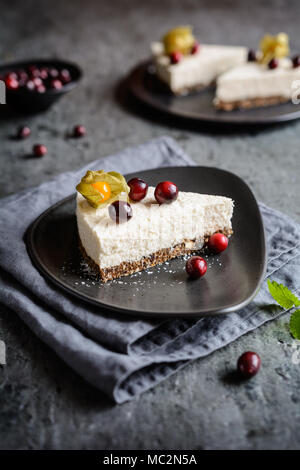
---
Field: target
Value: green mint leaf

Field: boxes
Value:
[289,310,300,340]
[267,280,300,310]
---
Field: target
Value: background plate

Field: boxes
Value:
[26,166,267,318]
[128,61,300,126]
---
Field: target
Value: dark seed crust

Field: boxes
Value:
[215,95,289,111]
[78,229,233,283]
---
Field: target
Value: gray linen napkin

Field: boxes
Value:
[0,136,299,403]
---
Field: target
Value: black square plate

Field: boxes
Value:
[26,166,267,318]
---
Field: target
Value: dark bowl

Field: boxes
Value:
[0,58,82,113]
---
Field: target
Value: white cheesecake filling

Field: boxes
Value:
[216,58,300,103]
[76,187,234,269]
[151,42,247,93]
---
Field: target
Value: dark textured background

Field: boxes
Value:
[0,0,300,449]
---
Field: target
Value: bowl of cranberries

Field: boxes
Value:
[0,59,82,112]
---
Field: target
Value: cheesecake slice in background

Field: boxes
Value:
[151,26,247,95]
[214,32,300,110]
[152,42,247,95]
[215,57,300,110]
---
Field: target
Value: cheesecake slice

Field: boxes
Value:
[152,42,247,95]
[77,187,234,282]
[215,58,300,110]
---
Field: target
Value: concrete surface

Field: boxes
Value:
[0,0,300,449]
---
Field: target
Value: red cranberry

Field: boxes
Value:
[108,200,133,224]
[17,126,31,139]
[128,178,148,202]
[18,72,29,87]
[60,69,71,83]
[28,66,40,78]
[33,144,47,157]
[17,70,28,81]
[48,68,59,78]
[36,84,46,93]
[237,351,261,378]
[292,55,300,68]
[191,42,200,54]
[39,68,48,80]
[247,49,257,62]
[5,76,19,90]
[154,181,178,204]
[268,58,279,69]
[73,125,86,137]
[208,233,228,254]
[6,71,18,81]
[32,77,43,87]
[26,80,35,91]
[170,51,183,64]
[186,256,207,279]
[50,79,63,90]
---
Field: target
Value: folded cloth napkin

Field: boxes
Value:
[0,136,299,403]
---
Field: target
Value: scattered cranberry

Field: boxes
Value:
[73,125,86,137]
[237,351,261,378]
[108,200,133,224]
[292,55,300,68]
[247,49,257,62]
[191,42,200,54]
[17,126,31,139]
[186,256,207,279]
[33,144,47,157]
[154,181,178,204]
[128,178,148,202]
[50,79,63,90]
[5,76,19,90]
[208,233,228,254]
[268,58,279,70]
[170,51,183,64]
